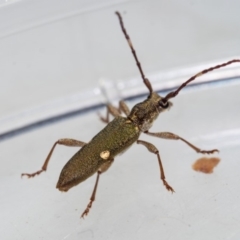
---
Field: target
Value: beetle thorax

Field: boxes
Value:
[128,92,172,132]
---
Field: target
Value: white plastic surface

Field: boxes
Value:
[1,0,240,118]
[1,79,240,240]
[1,1,240,240]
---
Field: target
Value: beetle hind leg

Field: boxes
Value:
[81,171,101,218]
[81,159,114,218]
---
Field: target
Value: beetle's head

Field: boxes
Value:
[128,92,172,132]
[115,12,240,133]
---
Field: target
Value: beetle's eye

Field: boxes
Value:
[159,100,169,109]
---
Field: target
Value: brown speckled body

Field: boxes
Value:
[57,116,140,191]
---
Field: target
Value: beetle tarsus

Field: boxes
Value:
[197,149,219,154]
[163,180,175,193]
[81,201,93,218]
[21,169,44,178]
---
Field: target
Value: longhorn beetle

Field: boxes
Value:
[22,11,240,218]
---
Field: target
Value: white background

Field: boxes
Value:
[1,0,240,240]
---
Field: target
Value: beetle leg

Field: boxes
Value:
[99,100,130,123]
[119,100,130,116]
[145,131,219,154]
[98,104,121,123]
[81,159,114,218]
[21,139,86,178]
[137,140,174,193]
[81,171,101,218]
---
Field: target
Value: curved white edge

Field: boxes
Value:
[0,58,240,137]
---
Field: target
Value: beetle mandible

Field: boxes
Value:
[22,11,240,218]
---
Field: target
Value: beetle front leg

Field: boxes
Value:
[99,100,130,123]
[119,100,130,116]
[137,140,174,193]
[98,104,121,123]
[21,138,86,178]
[145,131,219,154]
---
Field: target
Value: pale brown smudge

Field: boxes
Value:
[192,157,220,174]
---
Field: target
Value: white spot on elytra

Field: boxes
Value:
[100,150,110,160]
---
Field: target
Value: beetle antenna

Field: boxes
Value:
[115,11,153,94]
[163,59,240,101]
